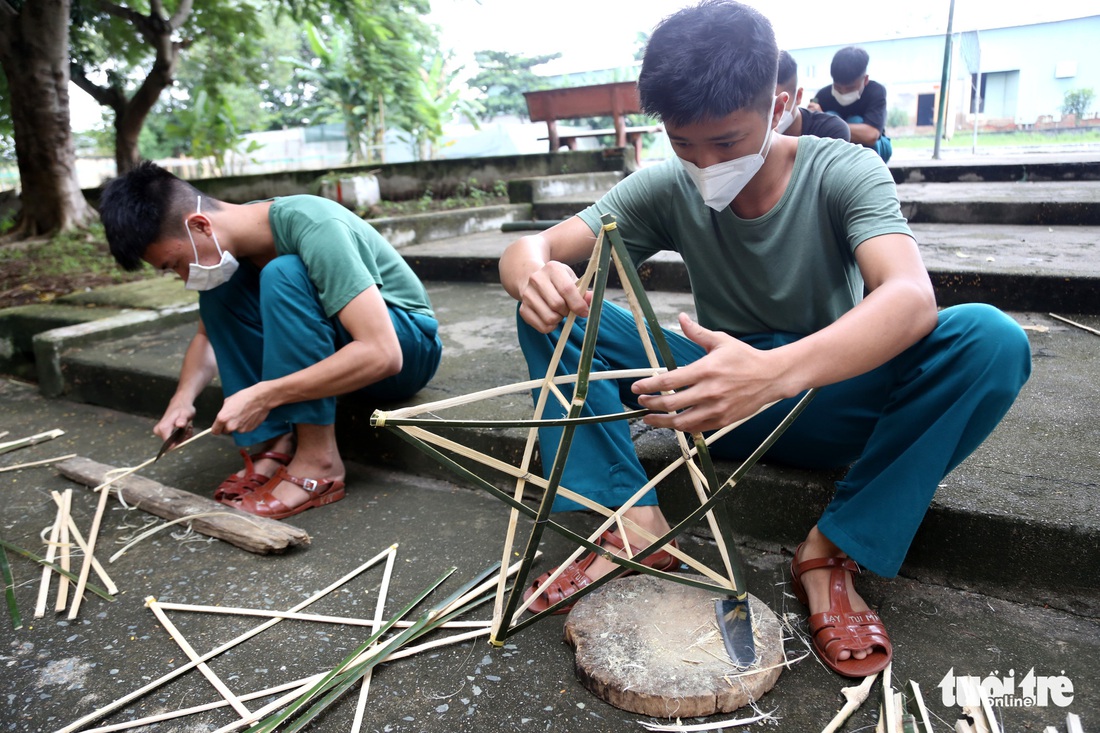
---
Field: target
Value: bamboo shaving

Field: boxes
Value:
[108,511,264,562]
[639,707,778,730]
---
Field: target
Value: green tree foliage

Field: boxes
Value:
[68,0,267,175]
[1061,88,1095,124]
[282,2,438,164]
[466,50,562,121]
[402,52,484,160]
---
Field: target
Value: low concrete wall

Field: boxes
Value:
[82,149,636,206]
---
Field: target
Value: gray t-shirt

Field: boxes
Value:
[268,195,433,319]
[576,135,911,336]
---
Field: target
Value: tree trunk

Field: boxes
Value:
[0,0,96,237]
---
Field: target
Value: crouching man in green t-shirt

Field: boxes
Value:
[499,0,1030,677]
[99,162,442,520]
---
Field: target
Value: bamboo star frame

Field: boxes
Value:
[371,213,816,645]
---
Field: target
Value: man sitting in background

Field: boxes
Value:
[811,46,892,161]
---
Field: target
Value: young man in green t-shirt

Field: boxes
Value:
[99,162,442,520]
[499,0,1029,677]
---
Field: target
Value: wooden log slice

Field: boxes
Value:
[564,573,783,718]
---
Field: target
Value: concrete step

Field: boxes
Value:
[40,278,1100,617]
[526,176,1100,227]
[399,224,1100,313]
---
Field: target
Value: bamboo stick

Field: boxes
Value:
[55,490,72,613]
[149,600,491,629]
[0,453,77,473]
[371,368,664,425]
[0,428,64,456]
[351,544,397,733]
[53,492,118,596]
[34,492,65,618]
[54,544,399,733]
[145,597,252,719]
[1049,312,1100,337]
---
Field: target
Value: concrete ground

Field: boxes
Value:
[1,378,1097,733]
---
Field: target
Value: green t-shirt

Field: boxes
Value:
[268,195,433,319]
[576,136,912,336]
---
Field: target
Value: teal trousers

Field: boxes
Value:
[199,256,442,447]
[517,301,1031,576]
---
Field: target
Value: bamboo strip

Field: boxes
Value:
[1049,312,1100,336]
[52,492,119,596]
[55,545,398,733]
[67,457,154,619]
[372,368,664,424]
[55,490,72,613]
[80,676,315,733]
[351,544,397,733]
[0,453,77,473]
[34,493,65,618]
[149,600,491,629]
[146,597,252,719]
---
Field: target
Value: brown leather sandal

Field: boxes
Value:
[213,449,292,503]
[523,529,681,615]
[232,466,346,520]
[790,542,893,677]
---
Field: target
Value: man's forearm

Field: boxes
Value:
[848,122,881,146]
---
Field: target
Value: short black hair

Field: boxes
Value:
[777,50,797,87]
[830,46,869,85]
[98,161,207,271]
[638,0,778,126]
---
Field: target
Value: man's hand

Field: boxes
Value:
[154,403,197,442]
[214,384,273,436]
[518,261,595,334]
[631,314,791,433]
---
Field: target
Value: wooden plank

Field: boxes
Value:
[523,81,642,122]
[56,457,310,555]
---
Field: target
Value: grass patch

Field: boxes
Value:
[365,178,510,218]
[892,129,1100,149]
[0,222,153,306]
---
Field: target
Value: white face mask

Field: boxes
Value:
[184,195,239,291]
[833,86,862,107]
[679,117,773,211]
[775,97,797,134]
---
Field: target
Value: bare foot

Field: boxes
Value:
[794,526,872,662]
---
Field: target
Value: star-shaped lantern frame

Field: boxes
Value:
[371,214,815,645]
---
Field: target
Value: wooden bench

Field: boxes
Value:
[523,81,663,165]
